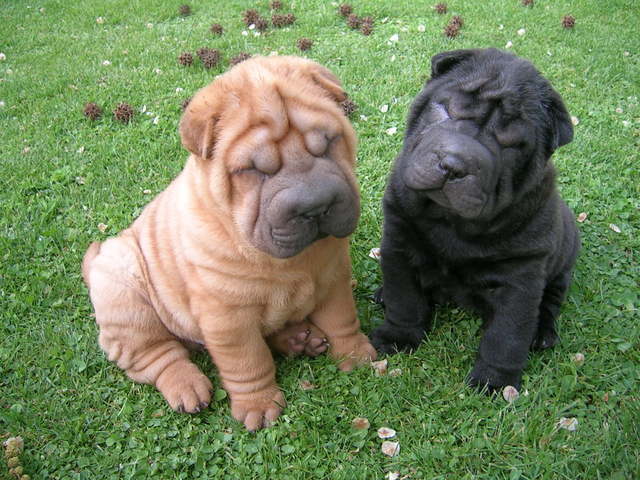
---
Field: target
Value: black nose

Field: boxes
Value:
[438,155,467,179]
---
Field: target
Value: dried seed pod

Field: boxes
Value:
[339,4,353,17]
[272,13,286,27]
[113,102,134,123]
[210,23,224,35]
[283,13,296,25]
[444,22,460,38]
[254,16,269,31]
[360,23,373,35]
[296,38,313,51]
[196,48,221,68]
[360,16,374,26]
[347,13,360,29]
[522,0,534,6]
[562,15,575,28]
[83,102,102,120]
[242,9,260,26]
[201,50,220,69]
[178,52,193,66]
[434,3,447,14]
[179,4,191,16]
[341,99,358,117]
[451,15,464,27]
[230,52,252,66]
[270,0,282,9]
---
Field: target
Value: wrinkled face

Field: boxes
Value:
[180,56,360,259]
[227,105,359,259]
[400,49,573,220]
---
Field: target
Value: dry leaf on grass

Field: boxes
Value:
[377,427,396,439]
[97,223,108,233]
[573,352,585,365]
[351,417,370,430]
[371,359,388,376]
[609,223,621,233]
[369,247,381,261]
[558,417,578,431]
[381,441,400,457]
[502,385,519,403]
[576,212,587,222]
[299,380,316,391]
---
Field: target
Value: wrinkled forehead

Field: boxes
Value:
[428,59,542,119]
[214,81,354,169]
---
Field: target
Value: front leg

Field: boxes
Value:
[468,280,544,391]
[199,305,285,431]
[309,269,376,372]
[369,218,434,354]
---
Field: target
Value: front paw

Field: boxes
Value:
[230,387,286,432]
[467,358,522,393]
[369,324,425,354]
[531,327,560,351]
[372,286,384,305]
[330,332,377,371]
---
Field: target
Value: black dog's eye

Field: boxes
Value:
[429,102,450,123]
[495,119,528,148]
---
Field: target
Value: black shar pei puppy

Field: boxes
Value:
[370,48,580,391]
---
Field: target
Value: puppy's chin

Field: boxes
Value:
[403,169,487,219]
[260,236,318,259]
[426,186,487,220]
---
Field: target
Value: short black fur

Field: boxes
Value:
[370,49,580,391]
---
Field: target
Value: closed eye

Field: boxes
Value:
[305,130,341,157]
[231,166,260,175]
[430,102,450,123]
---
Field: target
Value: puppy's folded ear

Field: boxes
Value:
[310,65,348,103]
[179,94,219,159]
[546,89,573,149]
[431,49,479,78]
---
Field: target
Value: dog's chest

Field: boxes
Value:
[409,221,501,310]
[260,274,318,334]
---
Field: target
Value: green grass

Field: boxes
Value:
[1,0,639,478]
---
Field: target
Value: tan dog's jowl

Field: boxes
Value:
[82,56,376,431]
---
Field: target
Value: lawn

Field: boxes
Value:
[1,0,638,478]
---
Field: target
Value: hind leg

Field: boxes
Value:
[87,240,212,412]
[532,270,572,351]
[266,320,329,357]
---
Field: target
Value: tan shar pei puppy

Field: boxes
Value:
[82,56,376,431]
